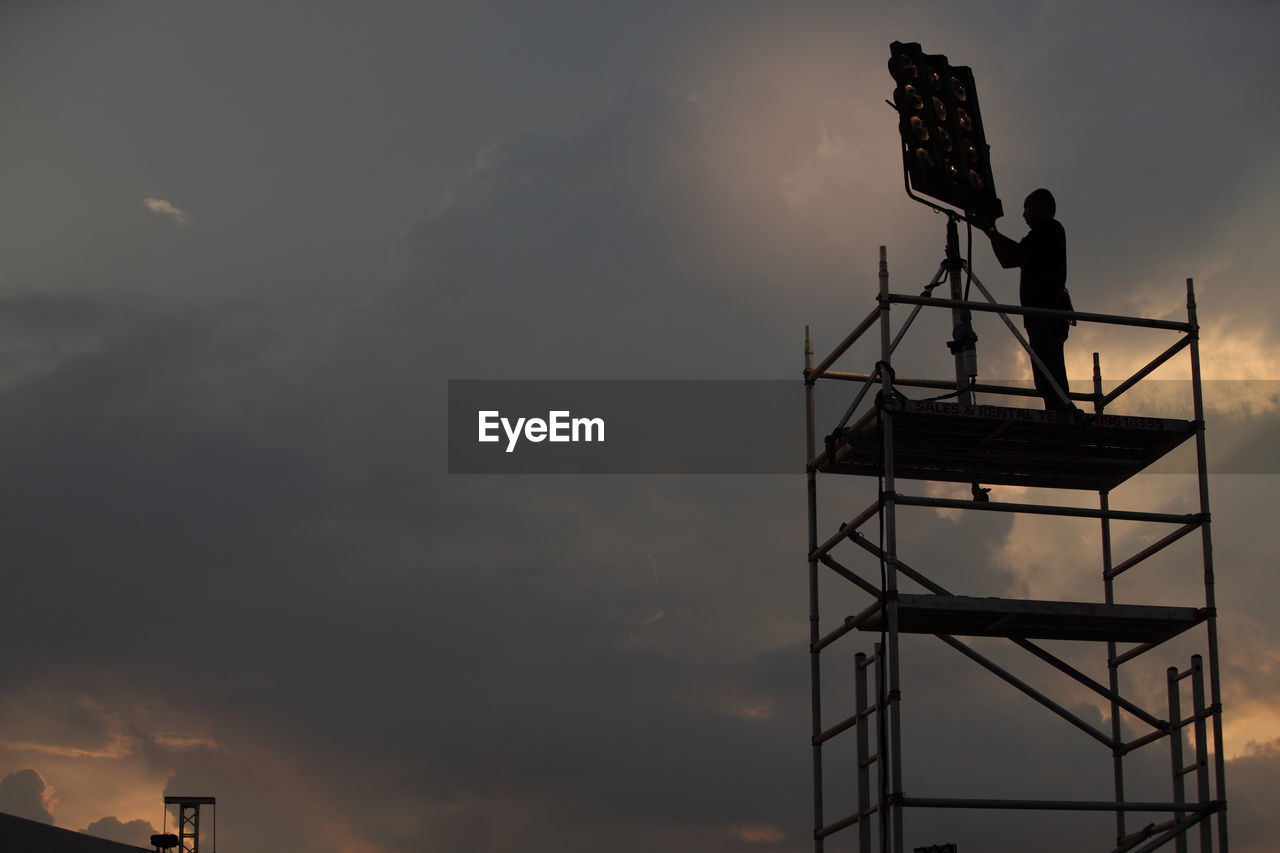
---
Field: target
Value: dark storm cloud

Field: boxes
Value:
[0,300,329,672]
[0,78,878,848]
[966,2,1280,311]
[1225,741,1280,853]
[0,75,841,841]
[389,82,826,380]
[0,770,54,824]
[83,817,157,847]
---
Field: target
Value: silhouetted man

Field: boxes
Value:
[977,188,1073,412]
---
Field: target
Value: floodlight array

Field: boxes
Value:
[889,41,1002,220]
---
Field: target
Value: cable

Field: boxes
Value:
[911,379,975,404]
[963,217,974,302]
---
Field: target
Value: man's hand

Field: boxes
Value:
[968,212,997,235]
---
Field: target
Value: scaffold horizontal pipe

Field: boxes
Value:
[1177,706,1219,730]
[1111,641,1162,668]
[1111,615,1209,667]
[815,599,884,652]
[1107,523,1200,580]
[1119,708,1219,755]
[813,621,858,653]
[815,805,878,839]
[902,797,1214,813]
[815,370,1090,403]
[808,305,883,383]
[814,596,885,650]
[894,494,1200,525]
[885,293,1193,332]
[814,711,861,745]
[1121,727,1172,756]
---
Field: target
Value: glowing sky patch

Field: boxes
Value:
[142,197,190,227]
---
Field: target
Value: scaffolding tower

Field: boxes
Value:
[803,246,1228,853]
[157,796,216,853]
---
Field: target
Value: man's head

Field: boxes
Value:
[1023,188,1056,227]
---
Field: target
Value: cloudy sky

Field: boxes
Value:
[2,1,1279,851]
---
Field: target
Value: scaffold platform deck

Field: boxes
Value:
[857,594,1206,644]
[816,400,1195,491]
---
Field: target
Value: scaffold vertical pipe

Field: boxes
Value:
[1168,666,1187,853]
[856,652,871,853]
[1191,656,1212,852]
[1102,483,1125,845]
[1096,349,1127,844]
[805,324,824,853]
[875,643,886,851]
[1186,279,1229,852]
[877,245,904,853]
[1092,352,1103,416]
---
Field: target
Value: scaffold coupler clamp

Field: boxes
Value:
[948,320,979,380]
[875,376,907,414]
[823,429,845,465]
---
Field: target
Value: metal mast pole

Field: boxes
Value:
[945,216,975,406]
[806,324,824,853]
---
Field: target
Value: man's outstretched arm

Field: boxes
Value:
[984,227,1022,270]
[971,214,1022,270]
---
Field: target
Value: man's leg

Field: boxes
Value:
[1028,325,1071,411]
